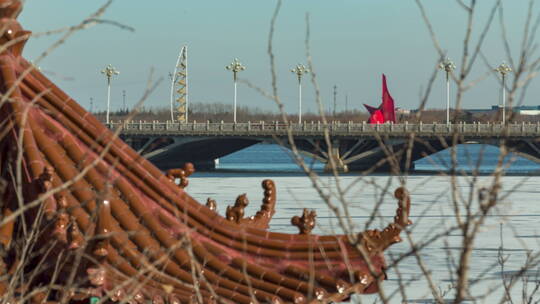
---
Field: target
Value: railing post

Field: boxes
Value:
[138,120,142,130]
[152,120,156,131]
[317,121,321,131]
[405,121,408,132]
[220,120,224,131]
[206,120,210,131]
[275,121,279,131]
[247,121,251,131]
[261,121,265,131]
[193,120,196,131]
[522,121,526,134]
[165,120,169,130]
[419,121,422,132]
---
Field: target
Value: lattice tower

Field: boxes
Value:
[171,46,188,122]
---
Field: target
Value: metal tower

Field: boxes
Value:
[170,46,188,122]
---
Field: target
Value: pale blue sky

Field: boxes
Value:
[18,1,538,114]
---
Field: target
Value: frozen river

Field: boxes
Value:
[184,144,540,303]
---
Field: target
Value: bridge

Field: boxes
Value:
[111,121,540,172]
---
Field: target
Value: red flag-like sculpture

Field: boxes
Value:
[363,104,382,124]
[364,74,396,124]
[381,74,396,122]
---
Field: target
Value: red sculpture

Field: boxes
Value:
[0,2,412,303]
[364,74,397,124]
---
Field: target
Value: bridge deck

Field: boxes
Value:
[111,121,540,138]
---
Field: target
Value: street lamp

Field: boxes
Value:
[438,57,456,124]
[495,62,512,124]
[291,64,309,123]
[101,64,119,125]
[225,58,245,123]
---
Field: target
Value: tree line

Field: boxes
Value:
[94,101,540,124]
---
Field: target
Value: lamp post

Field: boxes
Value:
[495,62,512,124]
[290,64,309,123]
[225,58,245,123]
[438,57,456,124]
[101,64,119,125]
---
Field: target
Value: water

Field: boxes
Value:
[214,143,540,174]
[187,144,540,303]
[415,144,540,175]
[215,143,325,173]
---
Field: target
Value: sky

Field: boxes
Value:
[18,0,540,115]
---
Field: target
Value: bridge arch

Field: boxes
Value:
[137,136,261,170]
[116,122,540,172]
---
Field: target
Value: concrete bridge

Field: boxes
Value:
[111,121,540,172]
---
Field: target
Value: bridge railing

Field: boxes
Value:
[109,121,540,136]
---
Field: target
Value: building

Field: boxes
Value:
[489,105,540,115]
